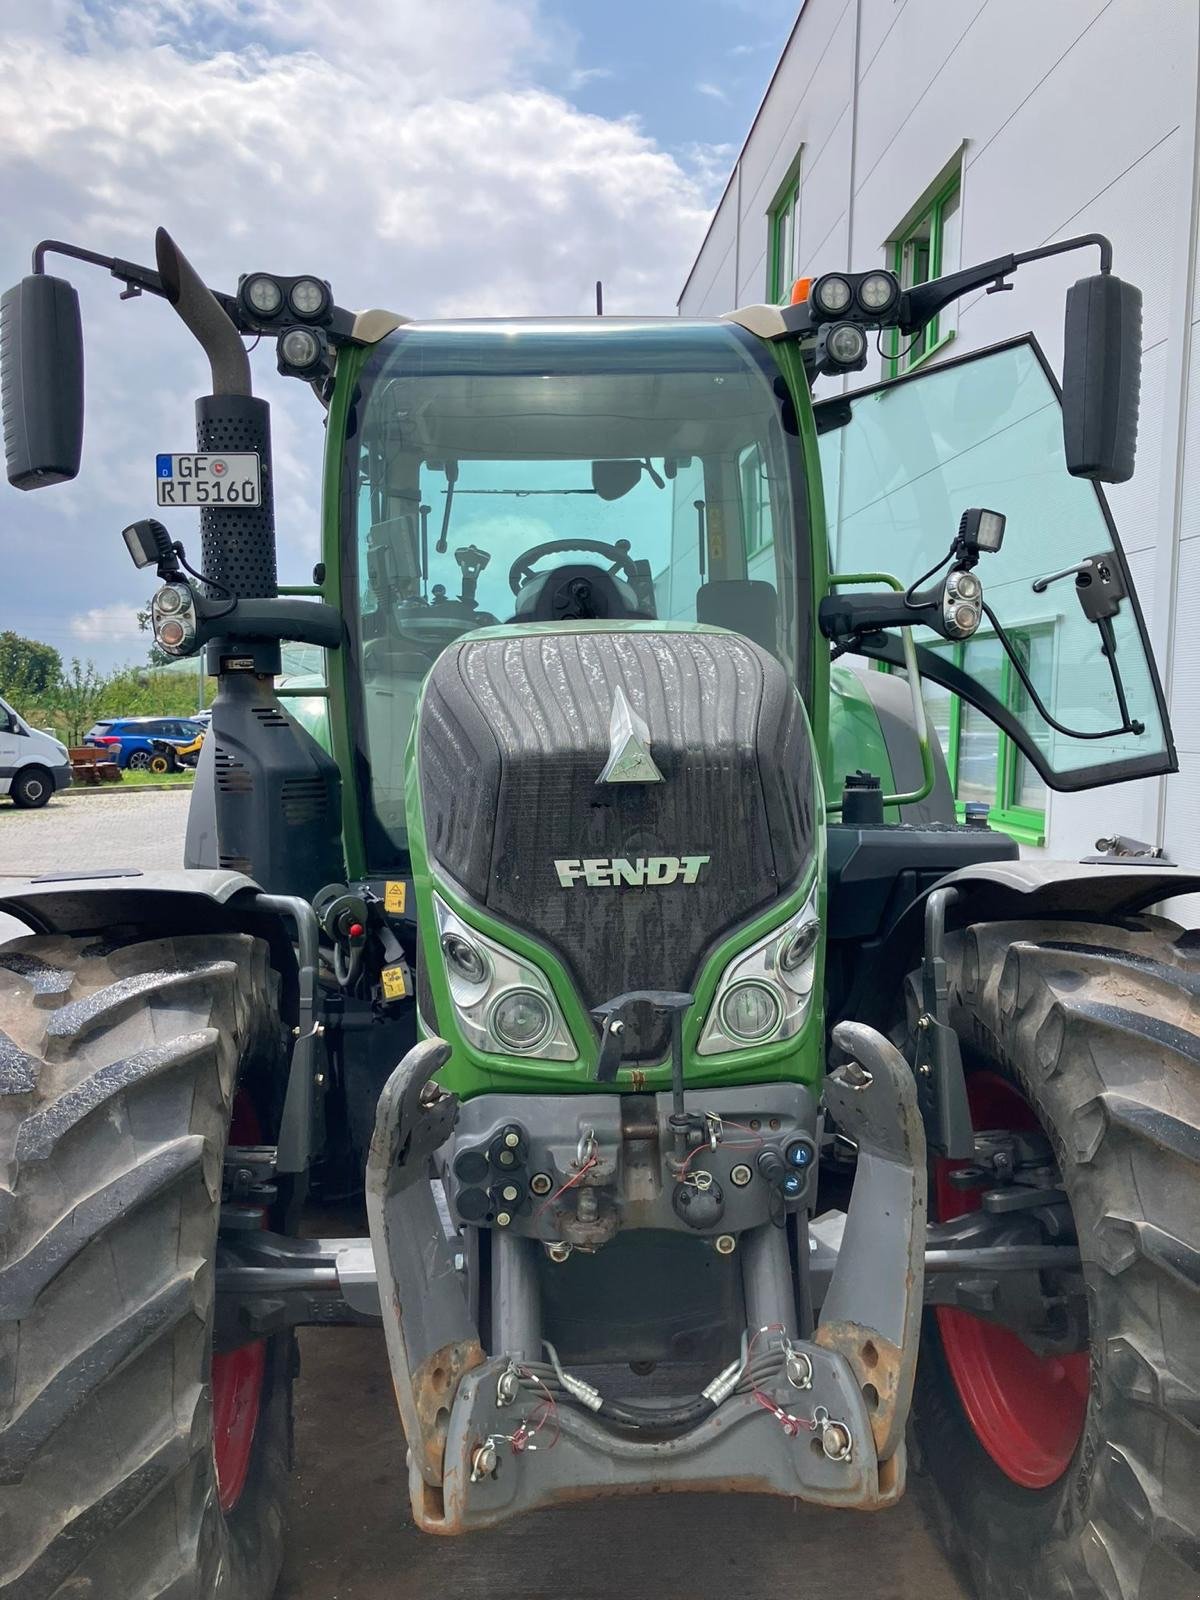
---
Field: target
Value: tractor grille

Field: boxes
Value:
[418,629,814,1061]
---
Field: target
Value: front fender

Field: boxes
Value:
[842,859,1200,1035]
[0,867,262,937]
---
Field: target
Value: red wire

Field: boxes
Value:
[533,1154,598,1235]
[680,1115,767,1176]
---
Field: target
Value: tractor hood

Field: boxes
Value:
[413,622,817,1062]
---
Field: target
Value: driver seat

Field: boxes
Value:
[510,563,654,624]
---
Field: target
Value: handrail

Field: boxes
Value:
[826,570,935,814]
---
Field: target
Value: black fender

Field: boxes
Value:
[0,868,321,1174]
[849,859,1200,1035]
[0,867,262,937]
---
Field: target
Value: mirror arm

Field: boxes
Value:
[898,233,1113,337]
[32,237,243,320]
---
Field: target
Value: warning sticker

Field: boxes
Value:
[381,964,409,1001]
[384,880,407,915]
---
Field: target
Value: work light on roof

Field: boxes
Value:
[288,276,329,320]
[242,274,283,317]
[857,270,899,314]
[811,274,853,317]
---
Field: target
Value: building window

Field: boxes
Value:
[738,443,773,557]
[767,161,802,303]
[885,170,961,376]
[923,628,1048,845]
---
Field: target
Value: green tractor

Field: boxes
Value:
[1,225,1196,1600]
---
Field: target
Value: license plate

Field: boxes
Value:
[155,452,261,508]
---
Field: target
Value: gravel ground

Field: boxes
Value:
[0,788,969,1600]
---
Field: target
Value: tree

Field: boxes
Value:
[42,660,109,747]
[0,631,62,697]
[136,607,172,668]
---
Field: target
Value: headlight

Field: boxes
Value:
[719,981,782,1042]
[433,895,576,1060]
[442,930,489,987]
[490,988,553,1052]
[698,883,820,1056]
[825,323,867,365]
[279,326,322,371]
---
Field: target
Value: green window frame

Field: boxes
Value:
[767,162,802,304]
[884,171,961,377]
[924,629,1049,847]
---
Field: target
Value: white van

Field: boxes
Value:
[0,696,71,808]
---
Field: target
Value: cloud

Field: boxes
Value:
[0,2,713,668]
[695,81,730,103]
[69,603,146,644]
[680,140,738,197]
[567,65,614,90]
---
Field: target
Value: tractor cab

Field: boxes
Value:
[344,316,813,860]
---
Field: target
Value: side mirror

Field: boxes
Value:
[0,274,85,490]
[1061,273,1141,484]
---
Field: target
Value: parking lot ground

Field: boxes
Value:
[282,1324,968,1600]
[1,789,969,1600]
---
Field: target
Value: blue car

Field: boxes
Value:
[84,716,206,770]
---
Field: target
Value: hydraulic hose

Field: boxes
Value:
[595,1394,714,1433]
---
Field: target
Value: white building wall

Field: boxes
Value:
[680,0,1200,865]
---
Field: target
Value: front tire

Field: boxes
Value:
[913,915,1200,1600]
[0,931,293,1599]
[10,770,52,810]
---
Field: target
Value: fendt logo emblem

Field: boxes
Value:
[554,855,711,888]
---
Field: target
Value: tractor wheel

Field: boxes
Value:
[10,770,53,810]
[912,915,1200,1600]
[149,753,172,775]
[0,931,293,1599]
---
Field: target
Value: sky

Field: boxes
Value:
[0,0,797,672]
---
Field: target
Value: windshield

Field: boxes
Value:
[344,319,810,864]
[817,336,1170,793]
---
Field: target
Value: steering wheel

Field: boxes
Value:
[508,538,640,596]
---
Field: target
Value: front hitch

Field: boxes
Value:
[366,1023,926,1532]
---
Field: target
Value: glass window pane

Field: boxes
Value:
[956,636,1003,804]
[938,184,961,277]
[816,339,1168,782]
[922,678,954,773]
[1009,629,1052,811]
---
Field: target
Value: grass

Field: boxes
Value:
[67,767,196,794]
[121,767,196,787]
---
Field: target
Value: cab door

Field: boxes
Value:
[815,335,1174,793]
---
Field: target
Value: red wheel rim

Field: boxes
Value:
[934,1072,1089,1489]
[213,1090,267,1513]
